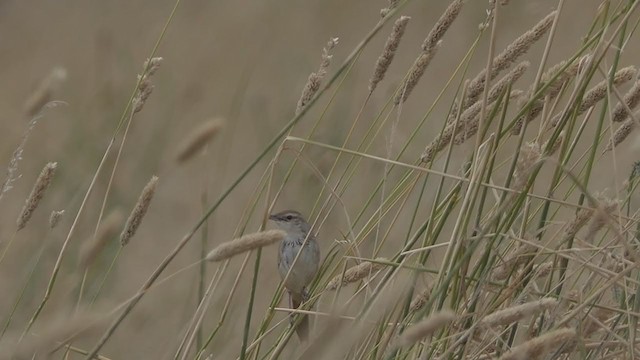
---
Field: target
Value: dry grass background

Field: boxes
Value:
[0,0,639,359]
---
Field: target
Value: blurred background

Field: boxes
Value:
[0,0,636,358]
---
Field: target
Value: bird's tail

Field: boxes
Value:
[290,291,310,341]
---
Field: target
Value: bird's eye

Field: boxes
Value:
[286,215,293,220]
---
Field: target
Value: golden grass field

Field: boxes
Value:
[1,0,640,359]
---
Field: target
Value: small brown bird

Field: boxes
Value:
[269,210,320,341]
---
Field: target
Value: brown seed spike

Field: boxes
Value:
[605,118,636,152]
[325,258,387,290]
[79,210,124,269]
[479,298,558,329]
[120,176,159,246]
[395,310,456,347]
[49,210,65,229]
[296,38,338,115]
[466,11,556,107]
[206,230,286,262]
[394,42,441,105]
[17,162,58,231]
[421,0,464,52]
[369,16,411,94]
[175,118,224,164]
[612,80,640,122]
[498,328,576,360]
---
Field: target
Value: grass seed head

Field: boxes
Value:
[369,16,411,93]
[498,328,576,360]
[480,298,558,329]
[395,310,456,347]
[325,258,387,290]
[206,230,286,262]
[49,210,65,229]
[17,162,58,231]
[120,176,159,246]
[612,80,640,122]
[175,118,224,164]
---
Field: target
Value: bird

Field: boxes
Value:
[269,210,321,341]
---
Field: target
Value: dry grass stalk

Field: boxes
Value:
[296,37,339,115]
[513,142,541,191]
[394,42,442,105]
[498,327,576,360]
[80,210,124,269]
[325,258,387,290]
[479,298,557,329]
[561,208,594,243]
[492,241,537,280]
[120,176,159,246]
[612,80,640,122]
[550,66,637,127]
[581,308,612,337]
[465,11,555,108]
[369,16,411,93]
[175,118,224,163]
[23,67,67,117]
[605,117,636,151]
[133,57,163,113]
[206,229,286,262]
[1,313,104,360]
[16,162,58,231]
[395,310,456,347]
[49,210,64,229]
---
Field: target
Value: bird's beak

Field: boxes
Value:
[268,214,277,221]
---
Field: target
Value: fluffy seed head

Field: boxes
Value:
[295,37,338,115]
[579,66,636,113]
[369,16,411,93]
[421,0,464,52]
[206,229,286,262]
[395,310,456,347]
[17,162,58,231]
[49,210,64,229]
[605,117,636,151]
[511,58,582,134]
[409,285,432,313]
[498,328,576,360]
[480,298,558,329]
[132,57,163,113]
[394,42,441,105]
[380,0,400,17]
[562,208,594,242]
[120,176,159,246]
[325,258,387,290]
[612,80,640,122]
[585,197,618,242]
[175,118,224,163]
[23,67,67,117]
[513,142,541,191]
[467,12,555,106]
[80,210,124,269]
[492,241,537,280]
[543,131,565,156]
